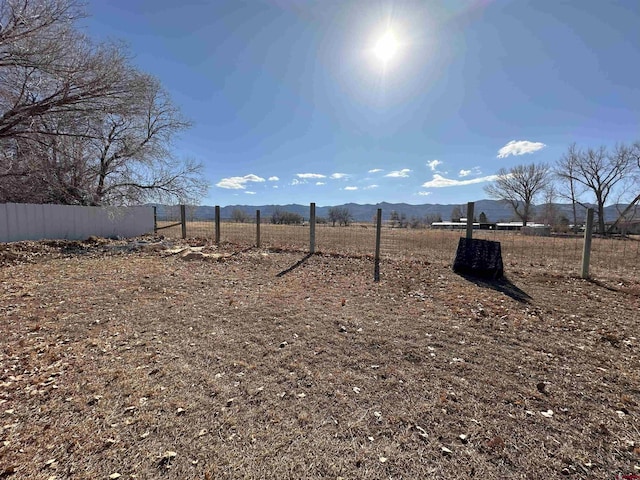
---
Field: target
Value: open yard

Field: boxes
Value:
[0,238,639,479]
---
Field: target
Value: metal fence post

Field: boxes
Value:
[581,208,594,279]
[215,205,221,245]
[310,202,316,254]
[180,204,186,239]
[256,210,261,248]
[466,202,475,239]
[374,208,382,282]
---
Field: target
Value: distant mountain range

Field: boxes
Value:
[152,200,637,224]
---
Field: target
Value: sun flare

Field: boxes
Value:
[373,31,399,63]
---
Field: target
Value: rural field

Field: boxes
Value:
[0,236,639,479]
[161,220,640,278]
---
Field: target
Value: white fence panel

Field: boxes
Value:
[0,203,154,242]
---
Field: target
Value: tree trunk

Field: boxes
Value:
[597,200,606,235]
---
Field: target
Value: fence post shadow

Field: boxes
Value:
[455,272,533,304]
[276,253,314,277]
[374,208,382,282]
[585,278,640,297]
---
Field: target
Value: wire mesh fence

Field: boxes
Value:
[377,227,638,276]
[154,206,640,280]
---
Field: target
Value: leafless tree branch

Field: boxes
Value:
[484,163,550,226]
[0,0,208,206]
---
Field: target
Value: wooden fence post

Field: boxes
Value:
[256,210,261,248]
[581,208,594,279]
[153,206,157,234]
[374,208,382,282]
[180,204,186,239]
[310,202,316,254]
[466,202,475,239]
[215,205,221,245]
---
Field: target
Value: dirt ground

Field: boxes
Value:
[0,238,639,479]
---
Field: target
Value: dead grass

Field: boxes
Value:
[0,238,639,479]
[159,221,640,278]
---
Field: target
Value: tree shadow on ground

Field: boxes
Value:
[276,253,314,277]
[455,272,533,304]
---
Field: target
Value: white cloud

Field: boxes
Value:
[459,167,481,177]
[296,173,326,179]
[417,191,432,196]
[316,181,325,186]
[385,168,411,178]
[344,186,358,191]
[368,168,383,173]
[364,184,378,190]
[497,140,546,158]
[245,191,256,195]
[422,174,500,188]
[427,160,442,171]
[268,176,279,181]
[290,178,306,186]
[330,173,349,179]
[216,174,266,190]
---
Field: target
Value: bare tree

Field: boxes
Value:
[231,208,250,223]
[82,75,205,205]
[450,205,463,222]
[0,140,40,202]
[408,215,421,229]
[389,210,399,227]
[388,210,407,228]
[270,209,303,225]
[0,0,134,139]
[328,207,352,226]
[426,213,442,225]
[1,75,206,205]
[555,143,634,234]
[555,143,588,232]
[606,142,640,233]
[0,0,85,67]
[537,183,559,227]
[0,0,207,205]
[485,163,550,226]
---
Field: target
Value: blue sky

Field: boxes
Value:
[84,0,640,207]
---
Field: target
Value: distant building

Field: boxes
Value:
[431,221,495,230]
[606,220,640,235]
[495,222,548,231]
[431,221,549,232]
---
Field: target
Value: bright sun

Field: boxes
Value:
[373,31,399,64]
